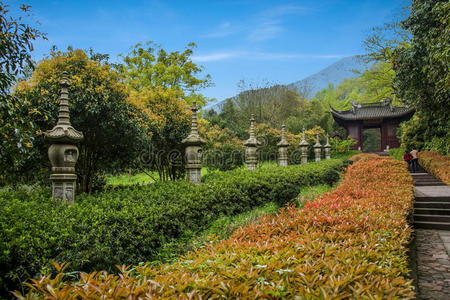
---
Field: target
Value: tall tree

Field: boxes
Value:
[10,49,147,191]
[120,42,212,180]
[393,0,450,149]
[0,2,45,183]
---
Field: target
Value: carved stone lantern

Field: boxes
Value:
[314,134,322,162]
[299,128,309,164]
[44,72,83,203]
[182,102,206,184]
[244,115,259,170]
[277,124,289,166]
[324,135,331,160]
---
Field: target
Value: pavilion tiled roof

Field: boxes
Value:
[330,100,414,121]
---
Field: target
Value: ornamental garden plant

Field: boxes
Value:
[418,151,450,185]
[15,154,415,299]
[0,159,344,295]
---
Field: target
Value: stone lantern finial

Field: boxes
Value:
[244,114,259,170]
[277,124,289,166]
[324,134,331,159]
[44,71,83,203]
[314,133,322,162]
[182,102,206,184]
[299,127,309,164]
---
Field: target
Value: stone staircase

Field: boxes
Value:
[412,172,450,230]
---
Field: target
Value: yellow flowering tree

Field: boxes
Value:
[9,48,147,191]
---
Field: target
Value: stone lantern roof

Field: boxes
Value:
[244,115,259,146]
[44,72,83,143]
[299,128,309,146]
[324,135,331,148]
[277,124,290,146]
[182,102,206,146]
[314,134,322,148]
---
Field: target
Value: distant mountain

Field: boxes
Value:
[207,55,372,112]
[287,55,372,98]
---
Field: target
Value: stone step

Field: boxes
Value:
[415,196,450,202]
[413,214,450,223]
[414,208,450,215]
[413,221,450,230]
[414,202,450,209]
[415,182,446,186]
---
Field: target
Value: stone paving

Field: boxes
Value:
[415,229,450,299]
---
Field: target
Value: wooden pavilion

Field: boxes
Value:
[330,99,415,151]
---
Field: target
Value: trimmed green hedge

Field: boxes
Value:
[0,159,344,294]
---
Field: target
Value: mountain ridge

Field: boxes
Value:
[207,55,372,111]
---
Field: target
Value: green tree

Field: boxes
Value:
[10,49,147,192]
[120,42,212,180]
[0,2,45,183]
[393,0,450,149]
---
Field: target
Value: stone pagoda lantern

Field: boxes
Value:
[324,135,331,160]
[44,72,83,203]
[314,134,322,162]
[299,128,309,164]
[277,124,289,166]
[244,115,259,170]
[182,102,206,184]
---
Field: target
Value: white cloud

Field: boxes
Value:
[202,22,238,38]
[192,51,244,62]
[192,50,345,62]
[247,20,283,42]
[247,4,309,42]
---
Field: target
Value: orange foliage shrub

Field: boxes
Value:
[16,155,415,299]
[419,151,450,185]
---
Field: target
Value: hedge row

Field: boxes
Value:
[418,151,450,185]
[16,155,415,299]
[0,159,344,295]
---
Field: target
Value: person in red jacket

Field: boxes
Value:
[403,151,413,172]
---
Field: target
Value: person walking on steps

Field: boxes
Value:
[404,150,413,172]
[410,148,419,172]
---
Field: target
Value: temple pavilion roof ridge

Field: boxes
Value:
[330,99,414,121]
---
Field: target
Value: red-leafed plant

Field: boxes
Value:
[419,151,450,185]
[15,154,415,299]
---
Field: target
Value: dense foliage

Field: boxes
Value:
[0,2,46,183]
[0,159,344,295]
[393,0,450,151]
[8,49,147,192]
[15,155,415,299]
[418,151,450,185]
[119,42,212,180]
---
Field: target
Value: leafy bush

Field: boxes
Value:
[419,151,450,185]
[389,146,406,160]
[331,137,356,153]
[0,159,344,295]
[15,155,415,299]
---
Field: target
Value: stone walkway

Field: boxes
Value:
[412,172,450,299]
[415,229,450,299]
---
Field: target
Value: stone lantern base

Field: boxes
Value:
[186,164,202,184]
[50,173,77,204]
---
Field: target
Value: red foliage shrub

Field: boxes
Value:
[15,154,415,299]
[419,151,450,185]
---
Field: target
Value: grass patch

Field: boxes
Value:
[296,184,335,207]
[106,168,213,186]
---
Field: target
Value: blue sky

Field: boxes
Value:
[17,0,406,101]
